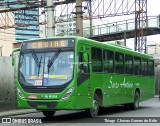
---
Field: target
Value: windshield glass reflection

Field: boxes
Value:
[19,51,74,86]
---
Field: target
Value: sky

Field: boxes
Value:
[148,0,160,16]
[147,0,160,44]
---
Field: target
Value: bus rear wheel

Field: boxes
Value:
[42,111,55,118]
[85,94,99,118]
[130,91,140,110]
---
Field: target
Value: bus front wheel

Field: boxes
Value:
[85,94,99,118]
[42,111,55,118]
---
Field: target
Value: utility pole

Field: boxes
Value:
[124,31,126,46]
[89,0,92,36]
[75,0,83,36]
[159,14,160,27]
[47,0,55,37]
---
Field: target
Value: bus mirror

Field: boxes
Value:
[12,56,15,66]
[12,48,20,66]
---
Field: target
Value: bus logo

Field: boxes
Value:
[109,77,134,88]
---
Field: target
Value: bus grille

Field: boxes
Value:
[27,101,58,109]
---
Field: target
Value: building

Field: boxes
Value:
[0,12,16,56]
[55,15,94,37]
[0,0,40,56]
[8,0,40,45]
[147,43,160,55]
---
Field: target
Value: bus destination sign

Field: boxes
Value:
[22,39,74,50]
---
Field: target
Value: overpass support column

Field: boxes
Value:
[47,0,55,37]
[75,0,83,36]
[159,15,160,27]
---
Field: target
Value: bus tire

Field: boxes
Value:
[85,94,99,118]
[42,111,55,118]
[130,91,140,110]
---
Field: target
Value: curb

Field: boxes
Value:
[154,95,159,98]
[0,109,39,118]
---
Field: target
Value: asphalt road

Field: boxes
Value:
[1,97,160,126]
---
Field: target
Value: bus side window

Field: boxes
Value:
[91,47,103,72]
[115,52,124,74]
[125,54,133,75]
[141,59,148,76]
[148,60,154,76]
[134,57,141,75]
[103,50,114,73]
[78,52,89,74]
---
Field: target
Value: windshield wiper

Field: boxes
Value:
[31,50,42,76]
[31,50,39,67]
[38,56,42,76]
[47,49,61,68]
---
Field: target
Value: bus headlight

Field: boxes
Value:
[17,89,25,99]
[61,87,74,100]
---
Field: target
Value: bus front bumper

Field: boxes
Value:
[17,96,76,110]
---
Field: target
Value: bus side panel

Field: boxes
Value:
[138,76,155,101]
[90,73,104,100]
[75,80,92,109]
[104,75,134,105]
[102,74,115,106]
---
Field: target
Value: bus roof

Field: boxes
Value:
[76,36,154,60]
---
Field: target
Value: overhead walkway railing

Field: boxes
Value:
[83,15,160,38]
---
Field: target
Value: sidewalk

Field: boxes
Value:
[0,109,39,118]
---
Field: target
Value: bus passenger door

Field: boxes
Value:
[76,48,92,109]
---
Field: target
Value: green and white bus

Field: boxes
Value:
[12,36,155,118]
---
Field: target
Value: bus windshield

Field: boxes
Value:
[19,50,74,87]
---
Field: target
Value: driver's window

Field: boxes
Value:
[78,52,89,74]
